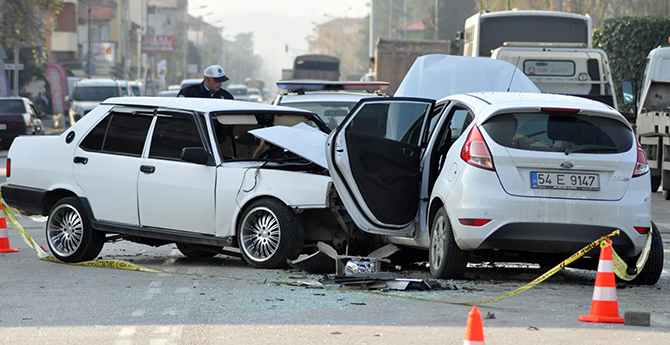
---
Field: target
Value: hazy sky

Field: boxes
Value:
[187,0,371,83]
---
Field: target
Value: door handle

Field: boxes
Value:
[140,165,156,174]
[73,156,88,164]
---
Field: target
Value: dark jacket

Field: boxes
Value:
[178,82,234,99]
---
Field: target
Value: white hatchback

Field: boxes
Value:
[324,92,663,284]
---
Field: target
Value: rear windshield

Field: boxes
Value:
[482,112,633,153]
[0,100,26,114]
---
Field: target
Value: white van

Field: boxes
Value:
[68,79,123,125]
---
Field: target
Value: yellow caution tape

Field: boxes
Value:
[465,229,620,305]
[1,198,49,258]
[611,227,653,281]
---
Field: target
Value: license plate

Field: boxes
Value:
[0,124,6,130]
[531,171,600,191]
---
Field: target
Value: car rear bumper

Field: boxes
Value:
[1,184,47,216]
[441,166,651,258]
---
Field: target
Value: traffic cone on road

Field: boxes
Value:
[464,305,485,345]
[0,203,18,253]
[578,238,623,323]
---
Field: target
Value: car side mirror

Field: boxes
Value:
[65,95,72,102]
[181,147,214,166]
[622,81,634,105]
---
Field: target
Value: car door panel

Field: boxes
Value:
[326,98,434,236]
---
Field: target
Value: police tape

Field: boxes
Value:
[1,194,651,305]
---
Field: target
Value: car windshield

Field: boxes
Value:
[0,100,26,114]
[230,88,248,96]
[73,86,120,101]
[482,112,633,153]
[281,101,357,129]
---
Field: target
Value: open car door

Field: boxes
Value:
[326,98,434,237]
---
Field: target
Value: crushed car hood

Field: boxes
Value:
[394,54,541,100]
[249,123,328,169]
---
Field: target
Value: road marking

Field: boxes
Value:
[131,309,146,317]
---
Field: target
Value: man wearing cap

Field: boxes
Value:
[178,64,234,99]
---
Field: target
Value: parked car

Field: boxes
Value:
[179,79,202,90]
[228,84,250,101]
[272,80,389,130]
[247,88,263,102]
[0,97,45,149]
[156,90,179,97]
[68,79,124,125]
[0,97,370,270]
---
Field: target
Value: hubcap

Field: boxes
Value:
[240,206,281,262]
[431,216,446,269]
[47,204,84,257]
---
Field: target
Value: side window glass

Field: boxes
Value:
[80,115,111,151]
[103,113,152,156]
[449,108,472,141]
[149,115,204,160]
[347,101,431,145]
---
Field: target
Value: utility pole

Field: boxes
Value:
[434,0,439,40]
[87,0,92,78]
[13,46,19,96]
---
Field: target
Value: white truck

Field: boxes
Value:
[491,43,618,111]
[624,46,670,196]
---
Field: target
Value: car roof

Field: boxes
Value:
[101,96,316,114]
[74,79,120,86]
[447,91,623,122]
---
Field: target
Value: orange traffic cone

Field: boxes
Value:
[0,202,18,253]
[578,238,623,323]
[464,305,485,345]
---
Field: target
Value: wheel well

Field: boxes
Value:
[427,197,445,238]
[43,189,78,215]
[235,195,292,230]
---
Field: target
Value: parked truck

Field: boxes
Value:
[374,38,457,95]
[490,43,618,110]
[625,46,670,196]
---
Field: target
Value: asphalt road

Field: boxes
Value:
[0,134,668,344]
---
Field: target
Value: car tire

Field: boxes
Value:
[629,221,664,285]
[176,243,219,258]
[46,197,105,263]
[429,207,468,279]
[238,198,304,269]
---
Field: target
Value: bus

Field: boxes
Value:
[292,54,340,81]
[462,10,592,57]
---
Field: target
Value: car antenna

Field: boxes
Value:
[506,56,522,92]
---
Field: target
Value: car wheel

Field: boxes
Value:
[629,221,664,285]
[238,198,304,269]
[429,207,468,279]
[176,243,218,258]
[46,197,105,263]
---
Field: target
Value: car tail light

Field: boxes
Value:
[5,158,10,178]
[634,226,650,235]
[632,139,649,178]
[460,125,495,171]
[459,218,492,227]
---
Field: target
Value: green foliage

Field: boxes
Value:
[0,0,63,50]
[595,16,670,110]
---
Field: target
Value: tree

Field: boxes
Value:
[0,0,62,52]
[594,16,670,111]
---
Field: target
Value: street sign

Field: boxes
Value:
[5,63,24,70]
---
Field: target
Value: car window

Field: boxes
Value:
[482,112,633,153]
[283,101,356,130]
[0,100,26,113]
[74,86,120,101]
[149,115,204,160]
[79,112,152,156]
[347,101,431,145]
[229,88,248,96]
